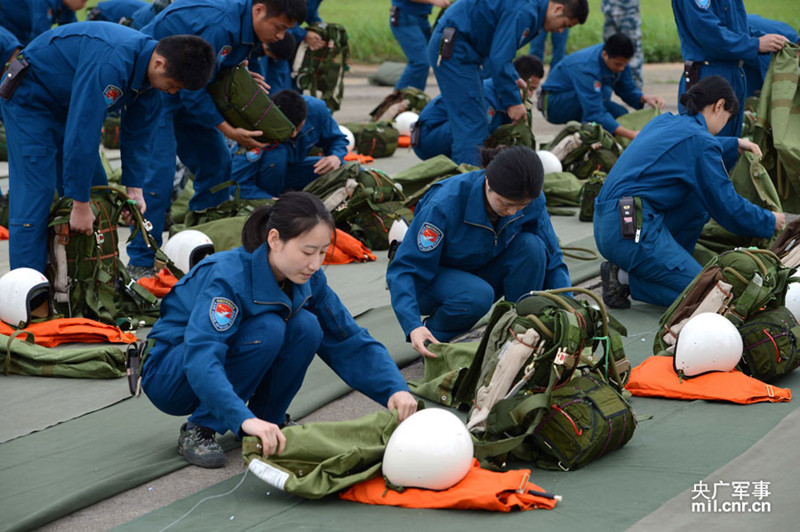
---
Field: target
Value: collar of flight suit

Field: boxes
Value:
[239,0,257,50]
[129,38,158,94]
[250,240,313,315]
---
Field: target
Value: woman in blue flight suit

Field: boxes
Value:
[390,0,449,91]
[142,192,417,468]
[594,76,785,309]
[386,146,571,358]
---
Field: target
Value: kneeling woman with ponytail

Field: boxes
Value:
[594,75,786,309]
[142,192,417,468]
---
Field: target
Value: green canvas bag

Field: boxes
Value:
[391,154,460,197]
[1,331,126,378]
[293,22,349,112]
[368,61,406,87]
[484,120,536,150]
[242,410,398,499]
[0,121,9,161]
[738,305,800,382]
[614,107,660,149]
[542,171,582,209]
[101,112,121,149]
[654,248,794,354]
[208,64,295,143]
[369,87,430,122]
[343,121,400,158]
[546,121,622,180]
[578,170,606,222]
[407,341,480,407]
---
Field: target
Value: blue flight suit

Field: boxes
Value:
[287,0,323,45]
[413,78,510,161]
[0,26,21,67]
[541,43,643,134]
[672,0,760,167]
[0,0,77,46]
[230,95,348,198]
[594,112,775,307]
[265,0,323,92]
[129,3,157,30]
[529,28,569,67]
[1,22,161,273]
[391,0,433,91]
[427,0,548,166]
[744,15,798,97]
[142,240,409,435]
[127,0,261,268]
[90,0,148,23]
[386,171,571,341]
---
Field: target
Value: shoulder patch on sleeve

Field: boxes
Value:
[695,0,711,9]
[417,222,444,252]
[209,297,239,332]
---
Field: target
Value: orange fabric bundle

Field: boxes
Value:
[339,459,558,512]
[626,356,791,404]
[343,151,375,164]
[397,135,411,148]
[324,229,377,265]
[0,225,8,240]
[137,268,179,298]
[0,317,137,347]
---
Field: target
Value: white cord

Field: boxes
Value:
[158,468,250,532]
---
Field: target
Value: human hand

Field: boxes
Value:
[222,125,268,150]
[409,326,438,358]
[430,0,451,7]
[772,211,786,232]
[69,200,95,235]
[241,417,286,456]
[387,391,417,421]
[313,155,341,175]
[506,103,527,125]
[305,31,326,51]
[121,187,147,226]
[737,138,762,156]
[249,70,271,94]
[641,94,664,109]
[759,34,788,53]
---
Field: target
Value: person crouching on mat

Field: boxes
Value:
[386,145,571,358]
[594,75,786,310]
[141,192,417,468]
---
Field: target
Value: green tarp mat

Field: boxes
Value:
[117,301,800,531]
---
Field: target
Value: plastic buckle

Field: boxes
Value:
[95,232,105,245]
[125,343,141,396]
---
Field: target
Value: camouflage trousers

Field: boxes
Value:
[602,1,643,89]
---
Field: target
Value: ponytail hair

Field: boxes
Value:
[482,145,544,201]
[241,191,334,252]
[680,75,740,117]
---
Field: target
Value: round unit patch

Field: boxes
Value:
[104,85,123,107]
[417,223,443,252]
[209,297,238,332]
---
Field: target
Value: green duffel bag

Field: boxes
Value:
[101,113,121,149]
[615,107,659,149]
[543,171,582,208]
[525,373,637,471]
[484,120,535,150]
[208,64,295,143]
[392,154,460,197]
[344,121,400,158]
[2,332,126,378]
[738,305,800,382]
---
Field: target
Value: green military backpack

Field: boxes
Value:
[344,121,400,158]
[304,161,412,250]
[738,305,800,382]
[208,64,296,143]
[392,156,479,209]
[293,22,349,112]
[654,248,794,354]
[546,121,622,180]
[484,120,536,150]
[369,87,430,122]
[0,121,8,161]
[578,170,607,222]
[101,112,121,150]
[46,187,174,330]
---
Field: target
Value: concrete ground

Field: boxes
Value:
[3,62,685,531]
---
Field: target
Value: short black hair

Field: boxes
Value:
[554,0,589,24]
[268,32,297,61]
[514,54,544,80]
[155,35,216,90]
[255,0,307,24]
[680,75,740,117]
[272,90,308,127]
[484,146,544,201]
[604,33,635,59]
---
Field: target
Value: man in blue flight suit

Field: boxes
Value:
[86,0,148,24]
[386,147,571,357]
[391,0,450,91]
[248,33,297,94]
[529,28,569,68]
[672,0,788,168]
[0,27,20,69]
[230,91,348,199]
[0,22,215,273]
[0,0,84,46]
[125,0,307,279]
[261,0,325,92]
[744,14,799,98]
[428,0,589,167]
[127,0,173,30]
[540,33,664,140]
[413,55,544,161]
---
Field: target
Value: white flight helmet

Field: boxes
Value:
[674,312,743,377]
[0,268,53,328]
[163,230,215,275]
[393,111,419,137]
[388,218,408,244]
[338,125,355,151]
[785,283,800,324]
[536,150,562,175]
[382,408,473,490]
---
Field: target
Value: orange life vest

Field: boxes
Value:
[0,225,8,240]
[626,356,792,404]
[339,458,558,512]
[0,317,137,347]
[397,135,411,148]
[343,151,375,164]
[137,268,179,298]
[324,229,377,265]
